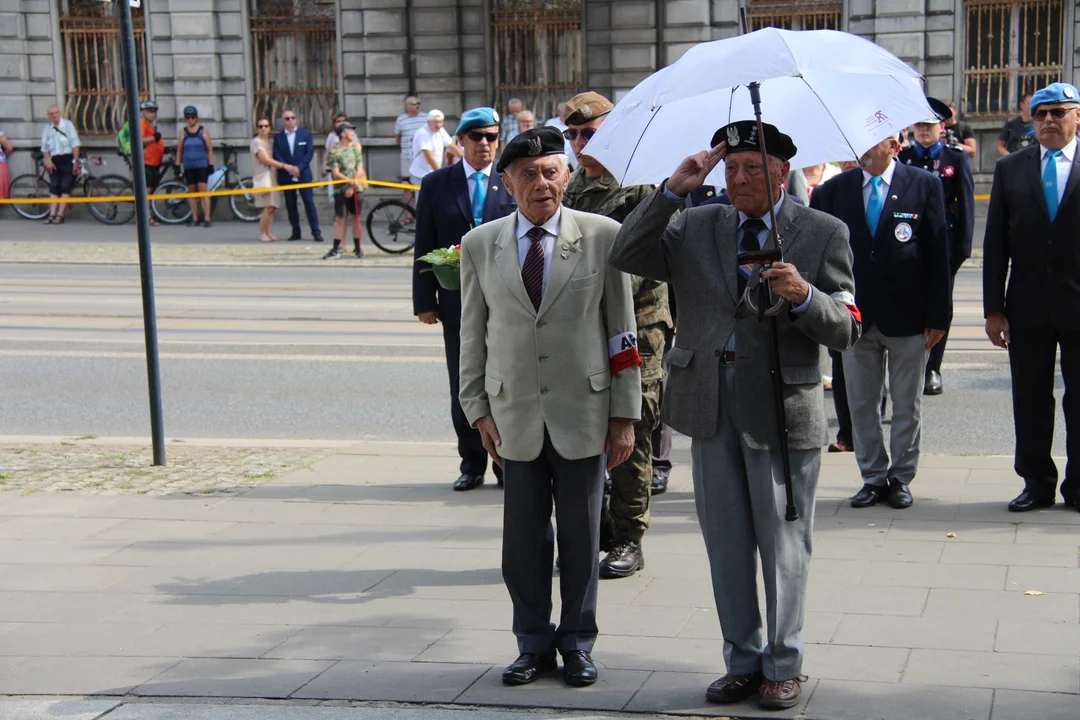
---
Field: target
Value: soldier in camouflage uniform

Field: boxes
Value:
[561,92,673,579]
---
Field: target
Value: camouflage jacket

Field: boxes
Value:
[563,168,672,380]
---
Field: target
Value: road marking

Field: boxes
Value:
[0,349,443,363]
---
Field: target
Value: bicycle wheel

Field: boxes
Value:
[365,199,416,254]
[151,180,193,224]
[228,177,260,222]
[8,174,51,220]
[87,174,135,225]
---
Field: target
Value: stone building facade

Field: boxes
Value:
[1,0,1076,186]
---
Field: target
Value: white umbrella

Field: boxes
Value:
[584,28,934,188]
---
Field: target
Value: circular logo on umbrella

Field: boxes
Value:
[894,222,913,242]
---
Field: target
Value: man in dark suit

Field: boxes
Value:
[272,109,322,242]
[898,98,976,395]
[614,122,861,711]
[811,135,950,510]
[984,82,1080,513]
[413,107,516,491]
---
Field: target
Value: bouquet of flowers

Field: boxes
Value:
[418,245,462,291]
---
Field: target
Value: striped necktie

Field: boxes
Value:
[522,227,545,310]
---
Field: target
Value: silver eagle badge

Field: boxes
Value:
[726,126,740,146]
[527,136,543,156]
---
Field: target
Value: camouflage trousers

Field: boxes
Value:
[603,377,661,543]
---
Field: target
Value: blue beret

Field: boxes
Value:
[455,107,501,135]
[1031,82,1080,110]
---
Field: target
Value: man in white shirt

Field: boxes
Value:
[409,109,455,193]
[40,105,82,224]
[395,95,428,202]
[545,102,576,170]
[984,81,1080,513]
[502,98,524,142]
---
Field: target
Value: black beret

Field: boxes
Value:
[711,120,797,161]
[496,126,566,173]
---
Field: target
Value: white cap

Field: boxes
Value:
[427,109,444,120]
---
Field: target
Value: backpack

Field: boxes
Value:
[117,121,132,156]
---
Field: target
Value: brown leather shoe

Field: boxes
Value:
[705,672,763,704]
[759,674,807,710]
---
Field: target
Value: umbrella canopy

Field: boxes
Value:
[583,28,934,188]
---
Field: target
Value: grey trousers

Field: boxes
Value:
[691,363,820,681]
[843,325,927,486]
[501,432,605,655]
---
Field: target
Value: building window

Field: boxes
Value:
[251,0,338,133]
[964,0,1063,116]
[58,0,150,135]
[746,0,843,31]
[493,0,582,123]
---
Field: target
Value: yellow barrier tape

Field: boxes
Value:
[0,177,419,205]
[974,194,989,200]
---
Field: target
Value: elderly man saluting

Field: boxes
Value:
[612,122,860,711]
[459,126,641,688]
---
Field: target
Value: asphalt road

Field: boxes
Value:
[0,263,1064,456]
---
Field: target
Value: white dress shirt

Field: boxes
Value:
[1040,136,1077,205]
[515,208,560,296]
[861,159,897,209]
[461,158,493,205]
[286,129,296,155]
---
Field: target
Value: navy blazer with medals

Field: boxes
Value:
[810,163,951,337]
[984,142,1080,329]
[412,161,517,322]
[272,127,316,184]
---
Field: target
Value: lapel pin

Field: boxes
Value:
[492,186,498,191]
[891,195,898,201]
[561,252,569,259]
[562,243,569,250]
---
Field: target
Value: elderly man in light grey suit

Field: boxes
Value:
[459,126,641,689]
[612,121,861,711]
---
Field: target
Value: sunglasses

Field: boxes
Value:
[283,116,296,121]
[562,128,597,142]
[1033,107,1074,121]
[410,102,421,106]
[467,131,500,143]
[257,123,270,128]
[184,114,197,119]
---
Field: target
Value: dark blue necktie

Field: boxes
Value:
[738,219,766,297]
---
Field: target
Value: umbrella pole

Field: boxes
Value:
[747,81,799,523]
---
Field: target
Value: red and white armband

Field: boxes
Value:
[609,331,643,374]
[830,290,862,323]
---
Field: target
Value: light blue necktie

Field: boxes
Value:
[471,171,487,227]
[1044,149,1062,222]
[866,175,884,236]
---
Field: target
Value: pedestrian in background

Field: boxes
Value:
[502,98,523,142]
[251,117,291,243]
[394,95,427,204]
[137,100,164,226]
[998,92,1035,156]
[323,122,368,261]
[176,105,214,228]
[943,100,977,159]
[0,128,12,199]
[409,109,452,190]
[40,104,81,225]
[515,110,536,136]
[273,109,323,243]
[324,111,347,202]
[984,81,1080,514]
[544,101,577,170]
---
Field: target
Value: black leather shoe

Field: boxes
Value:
[888,478,913,509]
[561,650,597,686]
[287,232,301,241]
[313,233,324,243]
[452,473,484,491]
[1008,490,1055,512]
[924,370,943,395]
[599,541,644,579]
[502,652,557,686]
[851,484,885,508]
[650,472,669,495]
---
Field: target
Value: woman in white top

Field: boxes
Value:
[250,118,294,243]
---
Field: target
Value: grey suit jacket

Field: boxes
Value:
[459,208,641,462]
[611,189,861,450]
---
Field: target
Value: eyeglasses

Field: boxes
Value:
[562,128,597,142]
[1033,107,1075,121]
[283,116,296,121]
[257,123,270,129]
[409,102,421,106]
[467,131,500,143]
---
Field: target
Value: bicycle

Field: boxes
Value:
[364,178,416,254]
[151,142,258,224]
[9,150,135,225]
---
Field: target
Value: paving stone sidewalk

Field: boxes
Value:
[0,441,1076,720]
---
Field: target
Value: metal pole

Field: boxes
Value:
[118,0,166,466]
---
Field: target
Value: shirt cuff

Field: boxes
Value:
[790,285,813,314]
[660,180,684,202]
